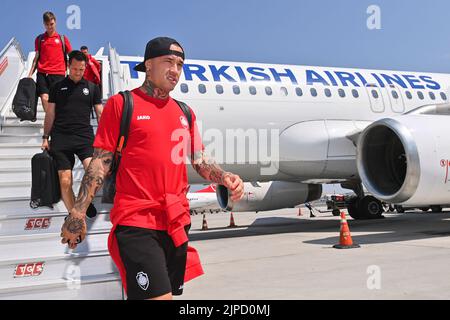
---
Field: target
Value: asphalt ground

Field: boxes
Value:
[178,206,450,300]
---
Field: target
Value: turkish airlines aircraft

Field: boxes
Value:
[187,184,224,214]
[112,52,450,220]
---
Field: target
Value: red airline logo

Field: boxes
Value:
[0,57,8,76]
[441,159,449,184]
[14,262,45,278]
[25,218,51,230]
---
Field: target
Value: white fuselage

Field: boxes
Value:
[117,57,450,184]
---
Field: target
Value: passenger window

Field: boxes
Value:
[371,90,379,99]
[280,87,288,96]
[441,92,447,101]
[233,85,240,95]
[180,83,188,93]
[296,87,303,96]
[429,92,436,100]
[338,89,345,98]
[405,91,412,99]
[198,84,206,94]
[324,88,331,97]
[352,89,359,98]
[392,90,399,99]
[418,91,424,100]
[310,88,317,97]
[265,86,273,96]
[249,86,257,95]
[216,85,224,94]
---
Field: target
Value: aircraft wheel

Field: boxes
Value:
[358,196,384,219]
[395,205,405,213]
[347,198,360,220]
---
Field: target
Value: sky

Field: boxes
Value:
[2,0,450,73]
[1,0,449,194]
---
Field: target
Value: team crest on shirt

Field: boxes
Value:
[136,272,149,291]
[55,38,60,44]
[83,88,90,96]
[180,116,189,129]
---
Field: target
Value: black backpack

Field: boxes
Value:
[12,78,38,122]
[30,150,61,209]
[101,91,192,203]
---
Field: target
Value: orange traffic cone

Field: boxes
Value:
[201,214,208,231]
[333,211,360,249]
[228,212,237,228]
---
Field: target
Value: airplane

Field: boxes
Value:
[119,52,450,220]
[2,39,450,222]
[187,184,225,214]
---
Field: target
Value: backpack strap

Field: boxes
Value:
[113,91,134,166]
[33,34,45,73]
[59,35,68,69]
[37,34,44,56]
[174,99,192,129]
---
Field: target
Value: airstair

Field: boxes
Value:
[0,38,131,299]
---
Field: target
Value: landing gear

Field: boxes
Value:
[347,195,384,220]
[395,205,405,213]
[340,180,384,220]
[431,205,443,213]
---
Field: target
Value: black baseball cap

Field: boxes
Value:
[134,37,185,72]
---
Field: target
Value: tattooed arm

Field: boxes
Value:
[61,148,113,249]
[191,150,244,202]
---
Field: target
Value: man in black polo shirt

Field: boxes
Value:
[42,50,103,217]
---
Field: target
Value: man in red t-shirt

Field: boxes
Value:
[60,37,245,300]
[80,46,101,85]
[28,12,72,113]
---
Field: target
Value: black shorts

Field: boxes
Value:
[115,224,190,300]
[50,135,94,171]
[36,73,65,96]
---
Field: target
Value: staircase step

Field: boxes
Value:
[1,124,98,135]
[0,210,112,238]
[0,250,117,296]
[0,165,85,183]
[0,273,122,300]
[0,143,41,156]
[0,134,44,144]
[0,195,110,216]
[0,180,105,201]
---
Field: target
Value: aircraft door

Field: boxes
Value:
[365,84,385,113]
[386,84,405,113]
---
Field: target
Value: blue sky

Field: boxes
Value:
[1,0,448,194]
[2,0,450,73]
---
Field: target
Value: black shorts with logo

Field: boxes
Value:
[50,134,94,171]
[36,72,65,96]
[115,224,190,300]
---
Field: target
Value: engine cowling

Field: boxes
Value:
[216,181,322,212]
[357,114,450,206]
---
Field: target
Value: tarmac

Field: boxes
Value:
[178,206,450,300]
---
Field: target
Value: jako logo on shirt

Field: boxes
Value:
[83,88,89,96]
[137,115,151,121]
[180,116,189,129]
